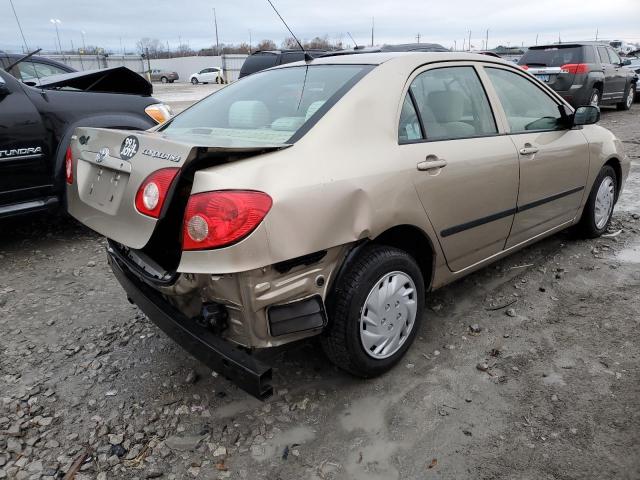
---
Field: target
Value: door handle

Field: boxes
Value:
[417,155,448,171]
[519,143,539,155]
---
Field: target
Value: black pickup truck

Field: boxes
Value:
[0,63,171,218]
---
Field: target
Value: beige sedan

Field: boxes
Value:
[66,52,629,398]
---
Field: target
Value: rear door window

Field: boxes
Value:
[606,48,621,65]
[597,46,610,64]
[407,66,497,141]
[485,67,562,133]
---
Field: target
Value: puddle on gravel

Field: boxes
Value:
[617,244,640,263]
[251,425,315,461]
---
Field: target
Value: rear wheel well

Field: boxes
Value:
[371,225,435,290]
[592,81,603,94]
[604,158,622,201]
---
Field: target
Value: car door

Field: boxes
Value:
[596,46,619,101]
[482,66,590,248]
[605,47,628,100]
[0,72,50,208]
[401,63,520,272]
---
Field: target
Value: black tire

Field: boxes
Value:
[577,165,617,238]
[589,88,601,107]
[616,85,634,111]
[215,77,220,84]
[321,245,425,378]
[191,78,198,85]
[160,76,168,84]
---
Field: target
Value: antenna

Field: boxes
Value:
[8,0,42,86]
[347,32,360,49]
[265,0,313,61]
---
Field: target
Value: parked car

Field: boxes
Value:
[518,42,636,110]
[66,52,628,398]
[239,44,450,79]
[239,49,329,78]
[189,67,225,84]
[0,65,172,218]
[0,51,75,83]
[150,69,179,83]
[624,57,640,99]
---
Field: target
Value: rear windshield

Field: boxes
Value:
[519,46,584,67]
[162,64,372,145]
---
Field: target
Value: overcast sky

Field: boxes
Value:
[1,0,639,54]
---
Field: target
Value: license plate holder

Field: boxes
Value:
[86,165,127,211]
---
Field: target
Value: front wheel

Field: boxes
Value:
[321,245,424,378]
[617,85,634,111]
[577,165,617,238]
[160,76,168,84]
[589,88,601,107]
[190,77,198,85]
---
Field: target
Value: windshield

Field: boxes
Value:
[162,64,372,145]
[519,46,584,67]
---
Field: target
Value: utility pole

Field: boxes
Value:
[213,8,220,56]
[558,32,561,43]
[535,33,538,45]
[468,30,472,51]
[454,40,457,51]
[416,33,421,43]
[50,19,62,55]
[595,28,598,41]
[145,47,151,81]
[370,17,374,47]
[485,29,489,51]
[249,29,252,53]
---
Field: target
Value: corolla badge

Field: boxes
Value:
[95,147,110,163]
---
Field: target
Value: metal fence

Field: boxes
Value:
[45,54,248,82]
[46,54,147,73]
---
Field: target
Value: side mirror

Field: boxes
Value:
[573,105,600,126]
[622,59,631,66]
[0,76,10,96]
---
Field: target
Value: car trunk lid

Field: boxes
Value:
[66,126,287,250]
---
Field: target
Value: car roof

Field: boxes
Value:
[291,51,512,66]
[529,42,612,49]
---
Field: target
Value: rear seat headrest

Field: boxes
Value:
[228,101,270,129]
[428,91,465,123]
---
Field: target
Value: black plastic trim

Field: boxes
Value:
[441,208,516,238]
[108,251,273,400]
[267,295,327,337]
[440,186,585,237]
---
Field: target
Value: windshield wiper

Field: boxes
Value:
[5,48,42,71]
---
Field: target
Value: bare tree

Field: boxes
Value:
[256,39,277,51]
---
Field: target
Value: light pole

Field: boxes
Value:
[50,19,62,54]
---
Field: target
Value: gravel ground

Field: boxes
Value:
[1,106,639,480]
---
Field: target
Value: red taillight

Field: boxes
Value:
[560,63,589,74]
[65,147,73,184]
[182,190,272,250]
[134,168,180,218]
[520,65,529,70]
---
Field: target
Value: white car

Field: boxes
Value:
[189,67,225,85]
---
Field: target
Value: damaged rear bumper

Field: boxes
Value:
[108,250,274,399]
